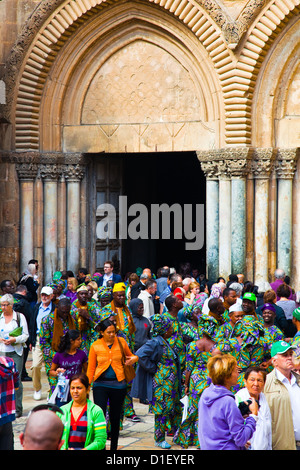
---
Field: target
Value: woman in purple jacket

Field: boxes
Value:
[198,354,258,450]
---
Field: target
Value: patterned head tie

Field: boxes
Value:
[113,282,126,293]
[151,314,172,337]
[98,286,112,298]
[77,284,88,292]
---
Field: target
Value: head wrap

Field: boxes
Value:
[98,286,112,299]
[113,282,126,293]
[151,314,172,337]
[293,307,300,321]
[261,303,276,313]
[77,285,88,292]
[53,271,62,281]
[129,298,143,316]
[229,302,244,313]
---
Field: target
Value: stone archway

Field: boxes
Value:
[38,3,223,153]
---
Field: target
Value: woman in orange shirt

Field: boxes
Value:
[87,318,138,450]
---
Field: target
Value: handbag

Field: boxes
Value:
[117,338,136,383]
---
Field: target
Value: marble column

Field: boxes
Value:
[57,173,67,270]
[227,155,250,276]
[40,165,59,284]
[16,162,38,275]
[34,173,44,282]
[252,150,274,284]
[198,158,219,282]
[64,164,85,275]
[268,169,277,280]
[246,176,254,282]
[231,177,246,274]
[292,154,300,291]
[276,149,298,277]
[218,168,231,280]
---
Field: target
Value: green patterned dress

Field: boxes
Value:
[217,319,266,392]
[164,311,186,375]
[70,299,100,355]
[39,310,77,394]
[173,341,213,448]
[152,338,181,443]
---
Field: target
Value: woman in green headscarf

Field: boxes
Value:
[131,314,182,449]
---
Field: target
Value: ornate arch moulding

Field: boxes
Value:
[7,0,300,151]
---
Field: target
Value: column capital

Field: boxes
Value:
[197,148,252,179]
[16,162,39,181]
[39,163,61,181]
[275,148,298,180]
[62,164,86,182]
[251,148,275,180]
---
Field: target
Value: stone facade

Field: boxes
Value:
[0,0,299,287]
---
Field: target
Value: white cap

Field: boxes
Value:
[229,302,243,313]
[41,286,53,296]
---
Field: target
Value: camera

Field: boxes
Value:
[238,399,252,415]
[238,398,259,416]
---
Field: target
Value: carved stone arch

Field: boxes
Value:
[39,4,224,152]
[221,0,300,146]
[4,0,300,150]
[251,15,300,147]
[12,0,228,151]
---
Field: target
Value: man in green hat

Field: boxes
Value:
[242,292,263,326]
[264,340,300,450]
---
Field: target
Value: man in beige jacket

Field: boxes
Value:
[264,340,300,450]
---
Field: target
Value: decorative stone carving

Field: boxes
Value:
[39,164,61,181]
[62,164,86,182]
[275,148,298,179]
[15,162,39,180]
[251,148,275,179]
[197,148,252,179]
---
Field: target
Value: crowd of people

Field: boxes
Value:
[1,259,300,451]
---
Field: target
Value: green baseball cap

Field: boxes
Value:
[242,292,257,302]
[293,307,300,321]
[270,340,296,358]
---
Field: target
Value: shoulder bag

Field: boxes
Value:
[117,337,136,383]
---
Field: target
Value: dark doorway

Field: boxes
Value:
[121,151,206,276]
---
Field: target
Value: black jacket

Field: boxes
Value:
[13,293,33,330]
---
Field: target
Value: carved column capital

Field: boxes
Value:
[16,162,39,181]
[62,164,86,182]
[197,148,252,180]
[39,163,61,181]
[275,148,298,180]
[251,148,275,180]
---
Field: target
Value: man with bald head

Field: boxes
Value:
[19,409,64,450]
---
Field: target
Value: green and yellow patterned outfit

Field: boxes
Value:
[164,311,186,375]
[174,341,213,448]
[217,319,266,392]
[39,309,77,394]
[71,299,100,355]
[152,337,182,443]
[198,313,224,342]
[261,325,284,372]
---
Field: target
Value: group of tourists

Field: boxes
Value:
[1,260,300,451]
